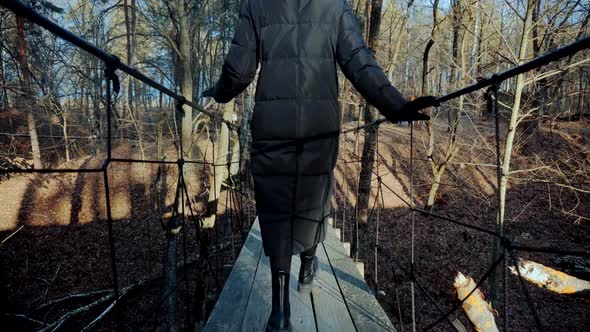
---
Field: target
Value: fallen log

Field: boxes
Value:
[552,255,590,280]
[454,272,499,332]
[510,258,590,296]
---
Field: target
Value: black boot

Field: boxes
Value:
[298,253,318,293]
[266,269,291,332]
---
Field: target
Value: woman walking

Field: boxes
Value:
[203,0,432,330]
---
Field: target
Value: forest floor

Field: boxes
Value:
[0,117,589,331]
[0,140,249,330]
[333,118,590,331]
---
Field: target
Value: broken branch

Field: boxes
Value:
[454,272,499,332]
[509,258,590,296]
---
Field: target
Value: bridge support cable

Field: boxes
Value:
[488,81,504,308]
[103,62,121,300]
[373,134,382,296]
[507,248,544,331]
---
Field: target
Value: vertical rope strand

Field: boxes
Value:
[374,132,381,292]
[503,246,508,332]
[237,129,245,235]
[103,63,119,298]
[211,122,219,243]
[491,83,510,331]
[489,82,504,313]
[180,169,190,326]
[354,150,360,260]
[410,122,416,332]
[508,249,544,330]
[226,131,236,260]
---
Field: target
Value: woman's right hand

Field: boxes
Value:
[383,95,438,123]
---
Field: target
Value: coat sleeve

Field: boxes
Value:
[335,2,408,117]
[206,0,259,103]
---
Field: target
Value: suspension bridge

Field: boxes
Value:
[1,0,589,331]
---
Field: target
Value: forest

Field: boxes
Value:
[0,0,588,331]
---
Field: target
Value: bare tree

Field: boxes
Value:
[423,0,464,210]
[16,15,42,169]
[356,0,387,226]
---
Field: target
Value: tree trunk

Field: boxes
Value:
[230,131,240,177]
[203,100,234,228]
[497,0,535,265]
[470,2,480,79]
[0,31,9,113]
[426,166,444,208]
[421,38,435,96]
[16,16,42,169]
[356,0,384,226]
[124,0,134,118]
[421,0,438,190]
[0,33,13,130]
[178,0,193,159]
[423,0,464,212]
[448,0,461,129]
[357,108,378,226]
[390,0,414,69]
[158,74,164,159]
[130,0,142,143]
[490,0,536,305]
[510,259,590,296]
[163,229,178,332]
[63,112,70,162]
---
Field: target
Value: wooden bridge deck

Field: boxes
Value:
[203,218,396,332]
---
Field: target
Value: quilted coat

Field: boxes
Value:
[205,0,410,256]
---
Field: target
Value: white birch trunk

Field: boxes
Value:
[510,259,590,295]
[230,133,240,176]
[178,0,193,159]
[498,0,535,238]
[63,114,70,162]
[203,100,234,228]
[491,0,536,304]
[454,272,499,332]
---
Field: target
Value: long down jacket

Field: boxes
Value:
[207,0,409,256]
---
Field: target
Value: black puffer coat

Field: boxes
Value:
[206,0,409,256]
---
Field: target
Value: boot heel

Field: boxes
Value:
[297,279,314,293]
[298,255,318,294]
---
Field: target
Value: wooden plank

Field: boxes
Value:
[204,217,394,332]
[204,218,264,331]
[239,251,274,331]
[240,219,315,331]
[321,225,397,331]
[289,256,316,331]
[312,237,357,331]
